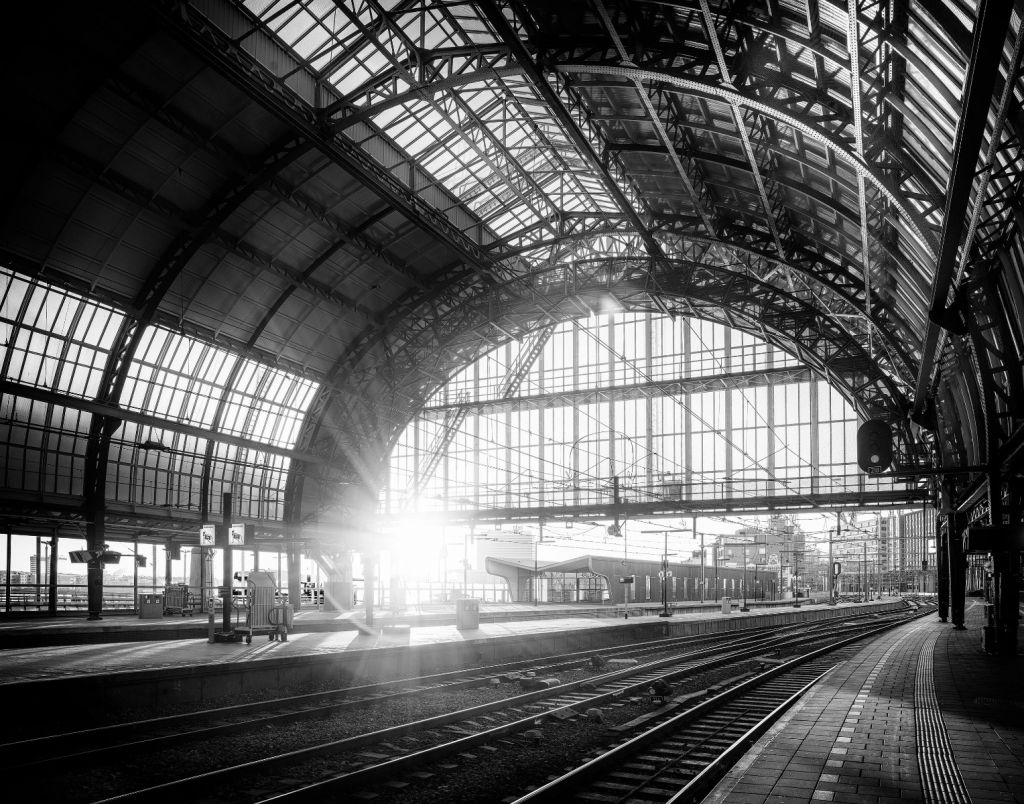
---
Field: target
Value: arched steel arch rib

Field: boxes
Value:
[554,62,938,260]
[493,221,920,385]
[431,257,912,420]
[321,207,921,403]
[320,57,937,295]
[293,255,919,519]
[500,213,925,372]
[82,135,313,537]
[156,0,505,279]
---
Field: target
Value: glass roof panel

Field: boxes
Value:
[0,265,126,400]
[122,325,318,449]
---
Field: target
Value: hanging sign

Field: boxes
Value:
[199,524,217,546]
[229,523,253,546]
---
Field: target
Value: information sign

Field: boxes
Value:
[199,524,217,546]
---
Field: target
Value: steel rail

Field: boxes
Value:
[510,608,935,801]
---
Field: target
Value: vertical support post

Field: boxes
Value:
[696,517,704,603]
[740,543,749,611]
[533,531,538,606]
[85,522,104,621]
[862,540,868,602]
[164,541,173,589]
[199,544,208,614]
[48,532,58,616]
[829,514,837,604]
[287,547,302,612]
[221,492,233,634]
[5,529,11,613]
[937,512,950,622]
[364,552,375,627]
[714,540,719,601]
[992,550,1020,655]
[794,550,801,607]
[660,529,670,617]
[949,506,967,629]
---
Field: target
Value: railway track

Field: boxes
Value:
[74,608,925,803]
[4,610,880,770]
[2,614,861,770]
[4,606,930,803]
[512,616,936,803]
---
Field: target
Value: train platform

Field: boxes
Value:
[0,596,828,650]
[1,595,1020,803]
[705,598,1024,804]
[0,598,852,684]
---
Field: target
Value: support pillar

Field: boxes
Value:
[325,551,354,611]
[220,493,233,635]
[47,532,58,616]
[948,507,966,629]
[364,552,376,627]
[937,515,950,622]
[991,549,1020,656]
[986,470,1017,653]
[287,547,302,611]
[85,517,105,621]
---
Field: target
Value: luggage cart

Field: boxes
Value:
[236,571,288,643]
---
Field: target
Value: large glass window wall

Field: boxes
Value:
[1,267,319,522]
[390,313,898,514]
[0,529,331,613]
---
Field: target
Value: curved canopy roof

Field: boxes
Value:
[2,0,1022,539]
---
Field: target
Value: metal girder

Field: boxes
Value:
[554,62,938,260]
[376,255,911,422]
[593,0,719,237]
[382,485,930,524]
[156,0,502,277]
[327,194,920,412]
[421,365,816,418]
[913,0,1016,416]
[0,379,327,465]
[475,0,675,315]
[697,0,788,258]
[106,68,425,291]
[46,138,382,326]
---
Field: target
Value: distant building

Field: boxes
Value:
[878,510,937,593]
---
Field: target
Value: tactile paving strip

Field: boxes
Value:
[916,629,972,803]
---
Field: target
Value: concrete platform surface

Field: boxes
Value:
[705,599,1024,804]
[0,599,881,684]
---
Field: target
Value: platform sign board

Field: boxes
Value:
[618,575,635,584]
[199,524,217,546]
[228,523,252,546]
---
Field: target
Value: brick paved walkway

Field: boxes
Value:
[705,602,1023,804]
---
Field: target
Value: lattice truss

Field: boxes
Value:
[7,0,1023,536]
[217,0,959,402]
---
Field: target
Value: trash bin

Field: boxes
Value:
[721,596,731,614]
[455,598,480,630]
[138,593,164,619]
